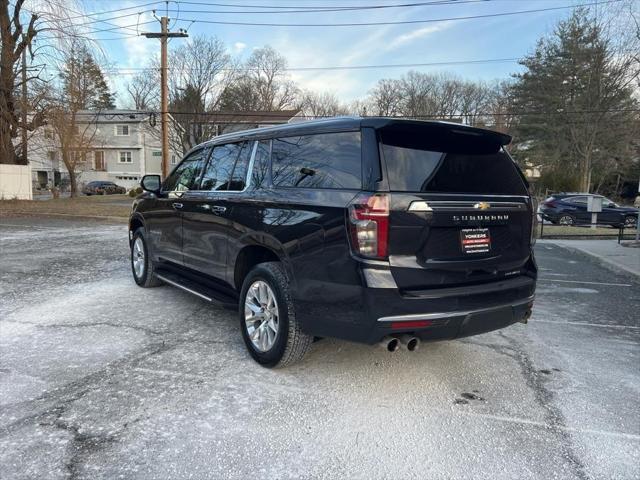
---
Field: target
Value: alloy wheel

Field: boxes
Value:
[244,280,279,352]
[559,215,574,226]
[132,237,145,279]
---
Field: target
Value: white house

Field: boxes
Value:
[28,110,181,191]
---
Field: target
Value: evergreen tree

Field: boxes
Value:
[60,45,115,111]
[511,8,638,192]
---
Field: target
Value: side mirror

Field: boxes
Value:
[140,174,161,194]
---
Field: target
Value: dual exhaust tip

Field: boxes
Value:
[380,335,419,352]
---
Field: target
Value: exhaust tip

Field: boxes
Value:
[379,336,400,352]
[387,338,400,352]
[399,334,420,352]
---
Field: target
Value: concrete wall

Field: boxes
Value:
[0,164,32,200]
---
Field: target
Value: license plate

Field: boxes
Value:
[460,228,491,254]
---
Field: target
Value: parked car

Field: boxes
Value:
[539,193,638,228]
[83,181,126,195]
[129,118,537,367]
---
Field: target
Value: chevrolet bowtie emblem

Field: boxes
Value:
[474,202,491,210]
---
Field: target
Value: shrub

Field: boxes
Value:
[128,187,143,197]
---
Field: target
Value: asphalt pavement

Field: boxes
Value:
[1,217,638,480]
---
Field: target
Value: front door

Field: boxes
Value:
[145,148,206,265]
[182,141,254,281]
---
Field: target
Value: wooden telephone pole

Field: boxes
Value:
[142,17,188,179]
[21,35,28,165]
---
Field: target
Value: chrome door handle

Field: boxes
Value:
[172,203,183,209]
[211,205,227,213]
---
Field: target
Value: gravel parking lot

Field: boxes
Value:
[1,217,639,479]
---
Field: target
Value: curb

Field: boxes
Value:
[545,241,640,279]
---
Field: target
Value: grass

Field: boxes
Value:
[0,194,131,221]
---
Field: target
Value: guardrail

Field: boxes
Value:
[538,212,639,243]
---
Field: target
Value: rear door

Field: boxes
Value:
[378,126,534,291]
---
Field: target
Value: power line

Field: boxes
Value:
[134,108,640,118]
[175,0,622,27]
[162,0,494,14]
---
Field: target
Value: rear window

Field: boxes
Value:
[381,135,527,195]
[271,132,361,190]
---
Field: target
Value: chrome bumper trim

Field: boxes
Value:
[377,295,535,323]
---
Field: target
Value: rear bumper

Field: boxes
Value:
[294,268,536,345]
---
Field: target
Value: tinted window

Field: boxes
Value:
[271,132,361,189]
[228,142,252,191]
[164,149,206,192]
[200,142,250,191]
[382,139,527,195]
[252,140,271,188]
[567,196,587,205]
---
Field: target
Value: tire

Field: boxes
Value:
[624,215,637,228]
[239,262,312,368]
[558,214,575,226]
[130,228,163,288]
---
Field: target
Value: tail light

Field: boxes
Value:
[347,193,389,259]
[530,196,538,246]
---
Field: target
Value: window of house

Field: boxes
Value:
[94,151,105,171]
[119,151,132,163]
[47,151,57,162]
[271,132,362,190]
[115,125,130,136]
[44,130,54,140]
[171,154,177,165]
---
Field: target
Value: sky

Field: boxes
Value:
[69,0,614,107]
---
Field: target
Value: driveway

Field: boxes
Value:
[1,217,638,479]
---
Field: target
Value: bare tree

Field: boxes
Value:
[162,35,236,152]
[0,0,40,164]
[368,78,403,116]
[298,90,348,118]
[126,69,158,110]
[220,46,298,112]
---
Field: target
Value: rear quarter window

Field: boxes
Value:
[271,131,361,190]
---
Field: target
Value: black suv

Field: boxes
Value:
[539,193,638,228]
[129,118,537,367]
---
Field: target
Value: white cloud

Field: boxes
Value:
[385,22,452,51]
[234,42,247,53]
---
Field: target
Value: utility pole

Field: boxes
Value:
[142,17,188,180]
[21,35,28,165]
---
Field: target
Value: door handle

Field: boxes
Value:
[211,205,227,214]
[172,203,183,209]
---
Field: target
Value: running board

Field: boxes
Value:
[154,271,238,308]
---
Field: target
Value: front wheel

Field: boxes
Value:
[239,262,312,368]
[130,228,163,287]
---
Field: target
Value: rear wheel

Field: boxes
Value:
[130,228,162,287]
[558,214,575,226]
[239,262,312,368]
[624,215,637,228]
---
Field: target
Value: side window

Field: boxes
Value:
[569,196,587,205]
[228,142,252,191]
[163,149,205,192]
[199,141,252,191]
[271,132,361,189]
[252,140,271,189]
